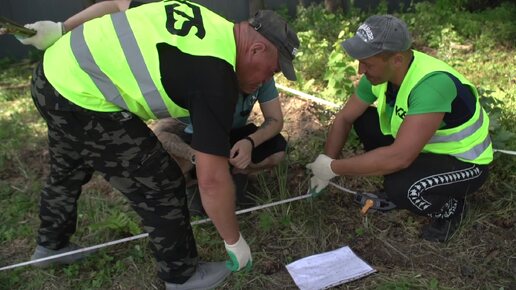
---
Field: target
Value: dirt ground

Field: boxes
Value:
[2,91,514,289]
[251,93,516,289]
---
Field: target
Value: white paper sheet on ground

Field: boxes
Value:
[286,246,376,290]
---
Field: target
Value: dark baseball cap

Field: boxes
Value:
[341,15,412,60]
[249,10,300,81]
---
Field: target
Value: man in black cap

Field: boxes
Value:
[306,15,492,242]
[13,0,299,289]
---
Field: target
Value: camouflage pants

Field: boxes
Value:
[31,62,197,283]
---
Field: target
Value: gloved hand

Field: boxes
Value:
[306,154,337,197]
[308,175,330,198]
[18,21,64,50]
[224,233,252,272]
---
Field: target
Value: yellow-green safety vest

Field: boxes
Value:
[372,50,493,165]
[43,0,236,120]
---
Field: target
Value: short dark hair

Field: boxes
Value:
[377,51,397,60]
[376,49,412,60]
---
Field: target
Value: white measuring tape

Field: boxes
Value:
[0,181,359,271]
[493,148,516,156]
[2,86,514,271]
[0,192,313,271]
[276,84,516,156]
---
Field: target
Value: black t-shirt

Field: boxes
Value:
[129,1,153,8]
[157,44,238,157]
[131,1,238,157]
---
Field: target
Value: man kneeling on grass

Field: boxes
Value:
[306,15,492,243]
[151,78,287,215]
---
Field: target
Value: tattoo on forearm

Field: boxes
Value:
[259,117,278,130]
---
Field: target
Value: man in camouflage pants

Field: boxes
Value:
[31,63,197,280]
[20,0,299,288]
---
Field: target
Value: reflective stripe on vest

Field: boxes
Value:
[428,107,485,143]
[70,25,128,110]
[44,0,236,120]
[71,12,169,118]
[428,108,492,161]
[372,50,493,164]
[454,133,492,160]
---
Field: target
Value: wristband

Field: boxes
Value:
[243,136,255,149]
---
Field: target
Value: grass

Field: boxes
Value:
[1,2,515,289]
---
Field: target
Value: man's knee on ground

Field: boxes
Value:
[252,151,285,169]
[267,151,286,166]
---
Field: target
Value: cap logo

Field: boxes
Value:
[291,47,298,57]
[357,23,374,43]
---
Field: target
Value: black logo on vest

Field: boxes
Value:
[165,0,206,39]
[395,105,406,119]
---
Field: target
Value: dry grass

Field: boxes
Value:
[0,69,514,289]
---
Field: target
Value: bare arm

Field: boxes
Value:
[324,94,369,158]
[63,0,131,32]
[154,131,195,173]
[196,152,240,244]
[251,98,284,145]
[330,112,445,176]
[5,0,132,50]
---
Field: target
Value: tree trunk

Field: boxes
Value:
[249,0,265,16]
[324,0,348,13]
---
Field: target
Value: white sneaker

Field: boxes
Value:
[165,262,231,290]
[31,243,92,267]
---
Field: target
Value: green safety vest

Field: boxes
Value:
[372,50,493,165]
[43,0,236,120]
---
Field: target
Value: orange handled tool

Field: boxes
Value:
[360,199,375,215]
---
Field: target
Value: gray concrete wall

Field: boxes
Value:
[0,0,93,59]
[0,0,418,59]
[196,0,249,22]
[0,0,250,60]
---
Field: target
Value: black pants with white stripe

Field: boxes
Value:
[353,107,489,219]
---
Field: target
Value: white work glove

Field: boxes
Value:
[224,232,252,272]
[306,154,337,197]
[18,21,64,50]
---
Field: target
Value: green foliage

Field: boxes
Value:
[407,1,516,49]
[322,33,356,101]
[435,0,506,11]
[0,60,33,102]
[354,226,365,236]
[293,30,331,85]
[0,186,37,242]
[62,263,81,278]
[0,60,45,172]
[258,212,274,231]
[479,89,516,151]
[1,3,515,290]
[374,272,461,290]
[292,6,361,101]
[293,1,514,108]
[291,1,515,157]
[89,211,141,236]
